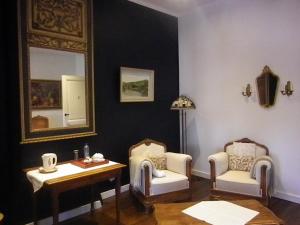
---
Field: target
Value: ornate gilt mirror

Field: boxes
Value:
[256,65,279,107]
[18,0,96,143]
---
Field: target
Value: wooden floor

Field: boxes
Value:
[62,177,300,225]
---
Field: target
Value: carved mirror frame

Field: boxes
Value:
[18,0,96,143]
[256,65,279,108]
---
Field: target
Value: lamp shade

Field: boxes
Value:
[170,95,196,110]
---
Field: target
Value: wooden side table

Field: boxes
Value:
[25,162,126,225]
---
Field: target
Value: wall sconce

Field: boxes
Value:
[281,81,294,96]
[242,84,252,97]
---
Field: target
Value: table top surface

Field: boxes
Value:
[45,163,126,185]
[24,160,126,186]
[154,199,284,225]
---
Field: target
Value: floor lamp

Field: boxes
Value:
[170,95,196,154]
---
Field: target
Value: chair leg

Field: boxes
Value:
[144,204,153,214]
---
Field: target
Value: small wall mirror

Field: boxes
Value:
[256,65,279,107]
[18,0,96,143]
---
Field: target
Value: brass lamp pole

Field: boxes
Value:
[170,96,196,154]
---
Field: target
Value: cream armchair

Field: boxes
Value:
[129,139,192,211]
[208,138,272,205]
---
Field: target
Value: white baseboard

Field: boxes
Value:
[192,169,300,204]
[273,190,300,204]
[101,184,129,199]
[25,184,130,225]
[192,169,210,179]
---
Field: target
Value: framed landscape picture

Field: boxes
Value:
[31,79,62,109]
[120,67,154,102]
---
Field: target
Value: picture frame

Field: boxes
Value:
[31,79,62,109]
[120,67,154,102]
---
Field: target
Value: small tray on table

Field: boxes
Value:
[71,159,109,168]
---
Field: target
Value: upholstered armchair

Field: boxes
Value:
[208,138,272,205]
[129,139,192,211]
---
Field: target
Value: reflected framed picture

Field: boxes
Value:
[120,67,154,102]
[31,79,62,109]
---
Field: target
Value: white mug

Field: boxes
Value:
[42,153,57,171]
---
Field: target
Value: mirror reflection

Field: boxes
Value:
[29,47,87,131]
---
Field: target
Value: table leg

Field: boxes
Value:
[90,185,95,213]
[33,192,38,225]
[51,190,59,225]
[99,192,104,206]
[115,173,121,225]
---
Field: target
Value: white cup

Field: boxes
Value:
[42,153,57,171]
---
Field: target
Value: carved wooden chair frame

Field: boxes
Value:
[209,138,270,205]
[129,138,192,211]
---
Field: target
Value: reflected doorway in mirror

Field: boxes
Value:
[62,75,87,127]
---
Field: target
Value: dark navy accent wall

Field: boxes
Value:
[3,0,179,223]
[0,2,10,221]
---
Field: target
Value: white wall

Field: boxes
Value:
[179,0,300,203]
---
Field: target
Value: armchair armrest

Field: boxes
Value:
[141,160,153,181]
[252,160,272,199]
[141,160,153,196]
[208,152,228,177]
[254,160,272,183]
[165,152,192,176]
[129,157,153,195]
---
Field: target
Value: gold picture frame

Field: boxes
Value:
[31,79,62,109]
[120,67,154,102]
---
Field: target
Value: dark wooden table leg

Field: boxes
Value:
[115,173,121,225]
[33,192,38,225]
[99,192,104,206]
[51,190,59,225]
[90,185,95,213]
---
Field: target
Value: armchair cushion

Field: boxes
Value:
[131,142,165,158]
[208,152,228,176]
[148,152,167,170]
[216,170,260,196]
[232,142,256,157]
[151,170,189,195]
[226,143,268,158]
[165,152,192,175]
[228,154,254,171]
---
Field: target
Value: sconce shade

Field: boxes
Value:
[170,95,196,110]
